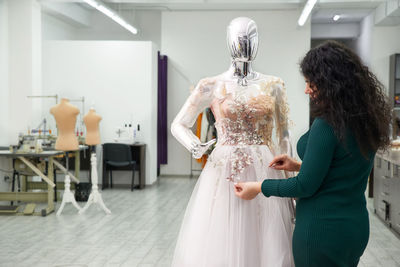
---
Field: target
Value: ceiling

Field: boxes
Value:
[102,0,383,13]
[312,8,374,23]
[46,0,384,10]
[41,0,391,25]
[104,0,383,24]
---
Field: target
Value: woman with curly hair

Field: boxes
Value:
[234,40,392,267]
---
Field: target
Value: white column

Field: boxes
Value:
[7,0,42,144]
[0,0,9,146]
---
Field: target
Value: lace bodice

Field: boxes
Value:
[171,74,292,181]
[213,86,277,147]
[172,75,290,148]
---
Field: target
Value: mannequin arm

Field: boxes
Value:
[171,79,216,159]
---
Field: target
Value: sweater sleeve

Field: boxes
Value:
[261,118,338,198]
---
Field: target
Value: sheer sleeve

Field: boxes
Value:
[171,78,216,153]
[272,78,292,157]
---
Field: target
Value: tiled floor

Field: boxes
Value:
[0,177,399,267]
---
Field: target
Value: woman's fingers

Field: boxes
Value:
[234,183,243,198]
[272,164,286,170]
[269,154,287,167]
[268,157,279,167]
[235,182,258,200]
[235,183,248,198]
[234,183,243,192]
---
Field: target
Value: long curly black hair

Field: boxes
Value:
[300,40,392,157]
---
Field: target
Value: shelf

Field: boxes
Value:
[0,205,19,213]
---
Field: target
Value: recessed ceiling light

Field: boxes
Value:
[333,15,341,21]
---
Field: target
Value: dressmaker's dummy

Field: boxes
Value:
[171,17,292,159]
[50,98,79,151]
[169,17,295,267]
[80,107,111,215]
[83,108,102,146]
[51,98,82,216]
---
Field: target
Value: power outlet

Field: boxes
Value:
[4,176,10,182]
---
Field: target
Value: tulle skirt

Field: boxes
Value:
[172,145,295,267]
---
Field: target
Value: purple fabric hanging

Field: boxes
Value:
[157,51,168,168]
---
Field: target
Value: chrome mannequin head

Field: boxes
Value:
[227,17,259,63]
[227,17,258,85]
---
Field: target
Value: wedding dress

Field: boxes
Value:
[171,74,295,267]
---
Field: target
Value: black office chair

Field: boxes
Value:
[103,143,137,191]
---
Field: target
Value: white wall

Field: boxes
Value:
[73,10,162,48]
[42,12,76,40]
[356,13,374,66]
[371,23,400,94]
[42,9,162,48]
[161,10,311,175]
[0,0,10,193]
[312,23,360,39]
[7,0,42,144]
[0,0,43,192]
[42,41,158,185]
[0,0,9,146]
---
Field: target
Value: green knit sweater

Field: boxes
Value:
[261,117,375,266]
[262,117,374,202]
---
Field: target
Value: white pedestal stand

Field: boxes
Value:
[79,152,111,215]
[57,153,82,216]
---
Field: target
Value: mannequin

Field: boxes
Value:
[170,17,295,266]
[171,17,292,160]
[50,98,79,151]
[83,108,102,145]
[79,107,111,215]
[51,98,81,216]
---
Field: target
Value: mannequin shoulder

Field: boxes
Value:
[257,74,286,95]
[84,112,102,120]
[72,106,80,115]
[194,75,223,95]
[84,116,102,125]
[257,74,285,86]
[94,114,102,121]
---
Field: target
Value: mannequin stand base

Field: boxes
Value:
[79,152,111,215]
[79,190,111,215]
[56,175,81,216]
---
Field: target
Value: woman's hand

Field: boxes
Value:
[269,154,301,172]
[234,182,262,200]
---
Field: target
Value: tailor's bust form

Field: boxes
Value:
[84,108,102,146]
[50,98,79,151]
[171,17,292,159]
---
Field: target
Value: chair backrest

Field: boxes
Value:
[103,143,132,163]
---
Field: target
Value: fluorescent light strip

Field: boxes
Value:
[83,0,138,34]
[298,0,318,26]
